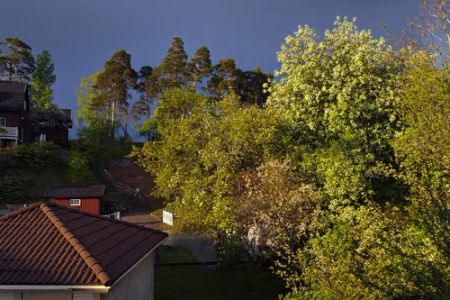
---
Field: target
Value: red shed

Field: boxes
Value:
[44,185,106,215]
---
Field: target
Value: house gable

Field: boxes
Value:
[0,203,167,289]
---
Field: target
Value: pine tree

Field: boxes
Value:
[189,46,212,88]
[94,49,136,139]
[0,37,35,82]
[159,37,190,88]
[131,65,155,120]
[235,67,272,106]
[30,50,56,110]
[207,58,238,99]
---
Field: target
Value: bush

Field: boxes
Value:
[0,174,32,203]
[3,142,63,169]
[68,149,94,183]
[214,230,249,269]
[77,118,132,165]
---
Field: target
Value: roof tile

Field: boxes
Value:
[0,203,167,286]
[44,185,106,199]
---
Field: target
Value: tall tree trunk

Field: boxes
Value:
[110,100,116,140]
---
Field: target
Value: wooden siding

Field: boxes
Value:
[51,198,100,215]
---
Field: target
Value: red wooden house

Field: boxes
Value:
[0,80,72,147]
[44,185,106,215]
[0,81,32,147]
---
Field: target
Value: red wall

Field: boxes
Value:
[0,111,32,142]
[51,198,100,215]
[34,127,69,143]
[0,112,20,127]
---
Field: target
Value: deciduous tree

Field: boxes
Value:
[30,50,56,110]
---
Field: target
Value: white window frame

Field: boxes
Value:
[0,117,6,127]
[70,198,81,206]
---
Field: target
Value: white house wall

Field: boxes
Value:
[102,252,155,300]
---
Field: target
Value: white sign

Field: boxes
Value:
[162,210,173,226]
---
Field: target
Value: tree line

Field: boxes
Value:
[130,3,449,299]
[76,37,272,140]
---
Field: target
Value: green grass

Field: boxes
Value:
[155,266,285,300]
[157,246,195,264]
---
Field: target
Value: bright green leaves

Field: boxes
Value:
[132,88,280,232]
[268,18,408,207]
[30,50,56,110]
[268,18,401,146]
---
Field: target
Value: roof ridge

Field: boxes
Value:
[39,203,112,286]
[47,184,106,188]
[46,203,168,236]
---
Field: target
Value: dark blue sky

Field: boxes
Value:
[1,0,420,138]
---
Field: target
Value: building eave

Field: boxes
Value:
[0,285,109,293]
[109,237,167,289]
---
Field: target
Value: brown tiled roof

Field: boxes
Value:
[0,203,167,286]
[44,185,106,199]
[0,81,28,111]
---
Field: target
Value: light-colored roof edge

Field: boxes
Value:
[109,237,166,288]
[0,285,109,293]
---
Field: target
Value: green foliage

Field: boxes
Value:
[207,58,238,99]
[236,67,272,106]
[30,50,56,110]
[158,37,190,88]
[68,149,93,183]
[189,46,212,88]
[75,71,132,163]
[94,49,137,138]
[0,143,63,204]
[132,87,280,232]
[6,142,63,169]
[288,204,449,298]
[0,174,32,203]
[392,52,450,297]
[137,118,159,141]
[267,17,408,208]
[76,71,104,126]
[236,161,321,273]
[113,18,450,300]
[267,19,449,299]
[77,118,131,164]
[214,230,248,268]
[130,37,272,128]
[0,36,35,81]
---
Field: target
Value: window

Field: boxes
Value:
[70,199,81,206]
[0,117,6,127]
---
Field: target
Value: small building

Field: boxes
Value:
[45,185,106,215]
[0,202,167,300]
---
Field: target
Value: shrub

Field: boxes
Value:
[0,174,32,203]
[68,149,93,183]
